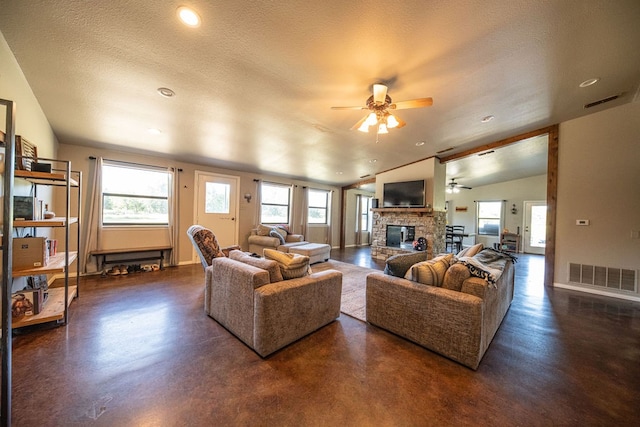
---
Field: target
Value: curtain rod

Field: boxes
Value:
[88,156,182,172]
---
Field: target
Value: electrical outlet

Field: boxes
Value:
[576,219,590,226]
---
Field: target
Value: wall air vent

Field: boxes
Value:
[584,94,621,109]
[569,263,637,293]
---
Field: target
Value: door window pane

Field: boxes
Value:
[205,182,230,214]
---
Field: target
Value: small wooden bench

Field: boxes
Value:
[91,246,172,271]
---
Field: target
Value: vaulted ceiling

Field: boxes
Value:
[1,1,638,187]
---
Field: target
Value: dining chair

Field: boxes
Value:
[452,225,465,253]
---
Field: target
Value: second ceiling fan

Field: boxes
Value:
[332,84,433,134]
[446,178,472,193]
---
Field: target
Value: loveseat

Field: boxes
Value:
[205,249,342,357]
[366,246,515,369]
[247,224,306,255]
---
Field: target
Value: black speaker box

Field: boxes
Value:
[372,198,379,208]
[31,162,52,173]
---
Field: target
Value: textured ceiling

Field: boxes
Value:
[1,0,638,187]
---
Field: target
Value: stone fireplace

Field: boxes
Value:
[371,209,446,261]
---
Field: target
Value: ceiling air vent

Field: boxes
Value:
[584,94,621,109]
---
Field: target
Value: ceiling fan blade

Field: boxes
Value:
[331,106,367,110]
[373,84,388,104]
[350,114,369,131]
[390,97,433,109]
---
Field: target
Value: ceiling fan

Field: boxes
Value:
[331,84,433,135]
[446,178,472,194]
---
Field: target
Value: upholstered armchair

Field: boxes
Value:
[187,225,242,270]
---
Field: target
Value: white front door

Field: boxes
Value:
[194,171,239,249]
[524,201,546,255]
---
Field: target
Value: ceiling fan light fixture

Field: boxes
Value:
[377,123,388,134]
[357,121,370,132]
[386,113,399,128]
[365,112,377,126]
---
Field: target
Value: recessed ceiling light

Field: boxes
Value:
[157,87,175,97]
[147,128,162,135]
[177,6,201,27]
[369,159,377,163]
[579,78,600,88]
[416,141,425,146]
[481,115,494,123]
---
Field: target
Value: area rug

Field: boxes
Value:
[312,260,377,322]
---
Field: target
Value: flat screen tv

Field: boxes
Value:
[383,179,425,208]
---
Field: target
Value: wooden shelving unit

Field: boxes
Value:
[11,286,77,328]
[12,252,78,277]
[500,232,521,253]
[13,216,78,228]
[12,159,82,328]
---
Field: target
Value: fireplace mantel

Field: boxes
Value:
[371,207,433,216]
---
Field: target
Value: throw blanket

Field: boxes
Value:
[457,248,517,288]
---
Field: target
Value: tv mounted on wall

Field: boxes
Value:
[383,179,425,208]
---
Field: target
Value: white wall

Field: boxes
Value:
[1,33,58,291]
[446,174,547,249]
[375,157,441,209]
[555,102,640,298]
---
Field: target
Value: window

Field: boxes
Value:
[360,196,371,231]
[260,182,291,224]
[308,189,330,224]
[102,162,170,225]
[477,201,502,236]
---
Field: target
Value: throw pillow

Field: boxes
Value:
[457,243,484,258]
[256,224,272,236]
[263,249,311,279]
[384,251,429,277]
[275,224,290,234]
[442,263,471,292]
[269,228,286,245]
[405,254,454,286]
[229,250,284,283]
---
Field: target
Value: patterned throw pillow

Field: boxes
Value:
[263,249,311,279]
[405,254,454,286]
[269,228,286,244]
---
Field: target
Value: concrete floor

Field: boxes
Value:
[9,248,640,426]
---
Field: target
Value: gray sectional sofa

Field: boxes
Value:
[366,248,515,369]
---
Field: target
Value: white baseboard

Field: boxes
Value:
[554,282,640,303]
